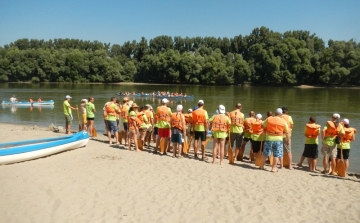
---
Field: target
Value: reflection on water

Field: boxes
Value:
[1,83,360,172]
[2,105,54,113]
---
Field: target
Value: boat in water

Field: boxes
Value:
[0,131,89,165]
[1,100,55,106]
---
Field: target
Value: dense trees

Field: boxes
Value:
[0,27,359,85]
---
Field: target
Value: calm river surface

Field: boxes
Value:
[1,83,359,172]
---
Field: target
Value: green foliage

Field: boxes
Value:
[0,29,359,85]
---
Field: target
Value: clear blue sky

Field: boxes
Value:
[0,0,359,47]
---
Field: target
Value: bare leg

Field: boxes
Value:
[201,140,206,159]
[239,141,247,161]
[134,132,139,152]
[212,138,219,164]
[297,155,305,166]
[172,142,177,157]
[344,159,349,175]
[322,155,328,173]
[107,130,112,144]
[194,139,199,158]
[114,132,119,145]
[219,138,225,165]
[271,157,279,172]
[330,157,336,175]
[128,132,133,150]
[178,143,182,157]
[260,155,267,169]
[155,136,161,153]
[163,137,168,154]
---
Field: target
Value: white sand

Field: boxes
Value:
[1,123,360,222]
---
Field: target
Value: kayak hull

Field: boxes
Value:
[1,100,55,106]
[0,131,89,165]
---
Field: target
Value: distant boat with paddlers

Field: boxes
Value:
[1,100,55,106]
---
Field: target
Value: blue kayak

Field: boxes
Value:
[0,131,89,164]
[1,100,55,106]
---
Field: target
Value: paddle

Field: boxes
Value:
[160,138,165,153]
[181,114,188,154]
[76,105,82,132]
[118,121,123,144]
[228,131,234,164]
[205,135,212,147]
[93,126,97,137]
[137,138,144,150]
[283,148,289,168]
[337,139,346,177]
[255,133,264,166]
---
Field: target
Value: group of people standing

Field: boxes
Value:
[63,95,357,176]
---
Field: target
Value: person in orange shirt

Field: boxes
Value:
[170,105,186,158]
[239,111,255,161]
[192,100,209,160]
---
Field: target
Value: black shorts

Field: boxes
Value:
[87,117,94,121]
[336,148,350,159]
[230,133,243,148]
[252,141,263,153]
[154,127,158,135]
[302,144,318,159]
[123,123,128,131]
[194,131,206,141]
[243,137,252,142]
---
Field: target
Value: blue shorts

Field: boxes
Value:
[171,133,184,144]
[107,120,119,133]
[262,141,283,157]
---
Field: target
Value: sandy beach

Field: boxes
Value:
[1,123,360,223]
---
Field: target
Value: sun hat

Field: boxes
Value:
[131,103,139,108]
[188,108,193,112]
[256,114,262,119]
[65,95,72,99]
[218,105,225,114]
[123,97,129,102]
[177,105,183,112]
[333,113,340,119]
[81,99,88,102]
[342,118,349,124]
[162,98,169,103]
[198,100,204,105]
[275,108,283,115]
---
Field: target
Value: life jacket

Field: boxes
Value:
[157,106,171,122]
[184,114,190,125]
[192,108,206,126]
[121,104,129,119]
[325,121,341,137]
[266,117,286,136]
[251,120,263,135]
[136,111,145,124]
[230,110,244,127]
[105,102,117,116]
[154,114,158,124]
[282,114,292,133]
[305,123,321,139]
[128,116,142,130]
[244,117,254,133]
[211,114,228,132]
[171,112,184,130]
[144,110,152,124]
[342,127,356,143]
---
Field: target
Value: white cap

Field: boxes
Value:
[275,108,283,115]
[198,100,204,105]
[177,105,183,112]
[342,118,349,124]
[81,99,88,102]
[162,98,169,103]
[149,105,153,110]
[218,105,225,114]
[65,95,72,99]
[333,113,340,119]
[188,108,193,112]
[256,114,262,119]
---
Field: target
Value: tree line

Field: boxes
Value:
[0,26,359,85]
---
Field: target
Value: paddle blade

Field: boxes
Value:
[228,146,234,164]
[183,140,188,154]
[270,152,274,165]
[283,149,289,168]
[160,138,165,153]
[255,152,262,166]
[152,133,156,143]
[137,138,143,150]
[337,160,346,177]
[79,125,82,132]
[93,127,97,137]
[237,151,243,161]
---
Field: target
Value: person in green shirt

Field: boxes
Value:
[86,97,96,137]
[155,98,172,154]
[63,95,78,134]
[105,97,121,145]
[321,113,345,175]
[209,105,231,165]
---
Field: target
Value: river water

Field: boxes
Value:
[1,83,359,172]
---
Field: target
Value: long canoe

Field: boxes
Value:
[0,131,89,165]
[1,100,55,106]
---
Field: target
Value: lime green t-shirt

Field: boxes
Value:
[262,116,288,141]
[230,111,245,133]
[85,102,95,118]
[304,125,320,144]
[336,130,354,149]
[194,109,209,132]
[122,105,130,123]
[106,104,120,121]
[156,106,172,129]
[63,100,71,116]
[283,115,294,138]
[322,123,344,146]
[209,115,230,138]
